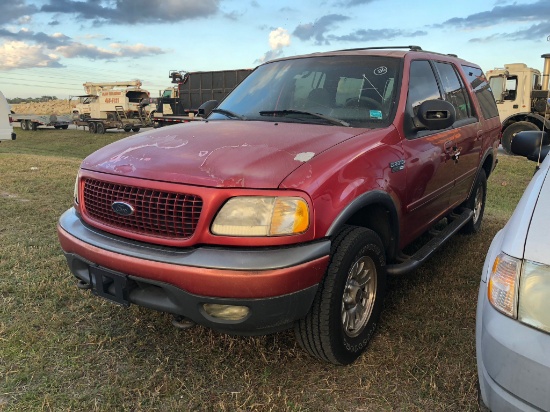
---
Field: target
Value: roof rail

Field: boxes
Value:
[335,45,423,52]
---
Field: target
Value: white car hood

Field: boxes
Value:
[524,167,550,265]
[501,156,550,265]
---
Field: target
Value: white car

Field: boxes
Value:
[0,90,15,141]
[477,130,550,411]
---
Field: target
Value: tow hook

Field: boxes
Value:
[77,279,92,289]
[172,315,196,330]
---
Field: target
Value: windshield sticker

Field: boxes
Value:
[374,66,387,75]
[370,110,383,119]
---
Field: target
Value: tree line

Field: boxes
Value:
[7,96,59,104]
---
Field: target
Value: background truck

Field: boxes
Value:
[487,53,550,153]
[151,69,252,127]
[72,80,151,133]
[13,113,71,131]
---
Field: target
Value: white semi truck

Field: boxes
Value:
[72,80,152,133]
[487,53,550,153]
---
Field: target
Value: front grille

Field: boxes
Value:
[82,178,202,239]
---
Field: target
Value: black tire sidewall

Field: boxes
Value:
[502,122,538,154]
[325,228,386,364]
[462,169,487,234]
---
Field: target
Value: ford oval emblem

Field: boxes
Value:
[111,201,135,216]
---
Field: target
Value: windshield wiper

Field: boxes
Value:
[211,108,246,120]
[259,110,350,127]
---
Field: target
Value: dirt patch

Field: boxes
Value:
[11,100,76,115]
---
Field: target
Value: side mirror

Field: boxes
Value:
[198,100,218,117]
[415,99,456,131]
[511,130,550,162]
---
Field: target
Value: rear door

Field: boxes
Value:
[432,60,481,208]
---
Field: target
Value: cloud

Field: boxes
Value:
[0,41,63,70]
[269,27,291,49]
[470,21,550,43]
[293,14,350,45]
[0,28,72,48]
[335,0,377,5]
[441,0,550,29]
[0,26,168,68]
[18,15,32,24]
[40,0,221,25]
[256,28,291,64]
[109,42,166,57]
[329,28,427,42]
[52,41,166,60]
[0,0,38,25]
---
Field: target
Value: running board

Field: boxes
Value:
[385,209,473,276]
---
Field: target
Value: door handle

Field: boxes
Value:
[451,150,461,162]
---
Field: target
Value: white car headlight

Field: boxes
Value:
[518,260,550,333]
[488,253,520,318]
[488,253,550,333]
[211,196,309,236]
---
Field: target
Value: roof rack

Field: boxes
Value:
[335,45,423,52]
[334,45,460,59]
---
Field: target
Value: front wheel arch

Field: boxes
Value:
[326,190,399,261]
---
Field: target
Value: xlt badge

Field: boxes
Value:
[390,159,405,173]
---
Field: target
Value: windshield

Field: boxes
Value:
[488,76,505,101]
[209,55,401,128]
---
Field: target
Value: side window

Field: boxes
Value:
[407,60,441,117]
[435,62,473,121]
[462,65,499,120]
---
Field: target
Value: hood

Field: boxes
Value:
[524,167,550,265]
[82,120,366,188]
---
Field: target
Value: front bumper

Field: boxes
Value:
[476,282,550,412]
[57,208,330,334]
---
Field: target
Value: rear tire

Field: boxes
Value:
[20,120,28,130]
[96,122,105,134]
[131,127,140,132]
[460,169,487,234]
[88,122,96,134]
[294,226,386,365]
[501,121,538,154]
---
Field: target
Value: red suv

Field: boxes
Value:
[58,46,501,365]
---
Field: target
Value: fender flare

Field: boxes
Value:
[325,190,400,259]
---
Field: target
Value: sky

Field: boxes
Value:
[1,0,550,100]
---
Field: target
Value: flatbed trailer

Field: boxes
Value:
[74,105,148,133]
[13,114,71,131]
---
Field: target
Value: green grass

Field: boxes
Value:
[0,129,537,411]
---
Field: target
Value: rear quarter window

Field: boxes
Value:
[461,65,499,120]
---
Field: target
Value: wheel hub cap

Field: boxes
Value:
[341,256,376,338]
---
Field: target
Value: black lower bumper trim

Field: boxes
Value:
[65,253,318,335]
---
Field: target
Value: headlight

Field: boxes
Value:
[73,172,80,204]
[488,253,550,333]
[518,260,550,333]
[488,253,520,318]
[211,196,309,236]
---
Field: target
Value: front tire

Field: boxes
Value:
[294,226,386,365]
